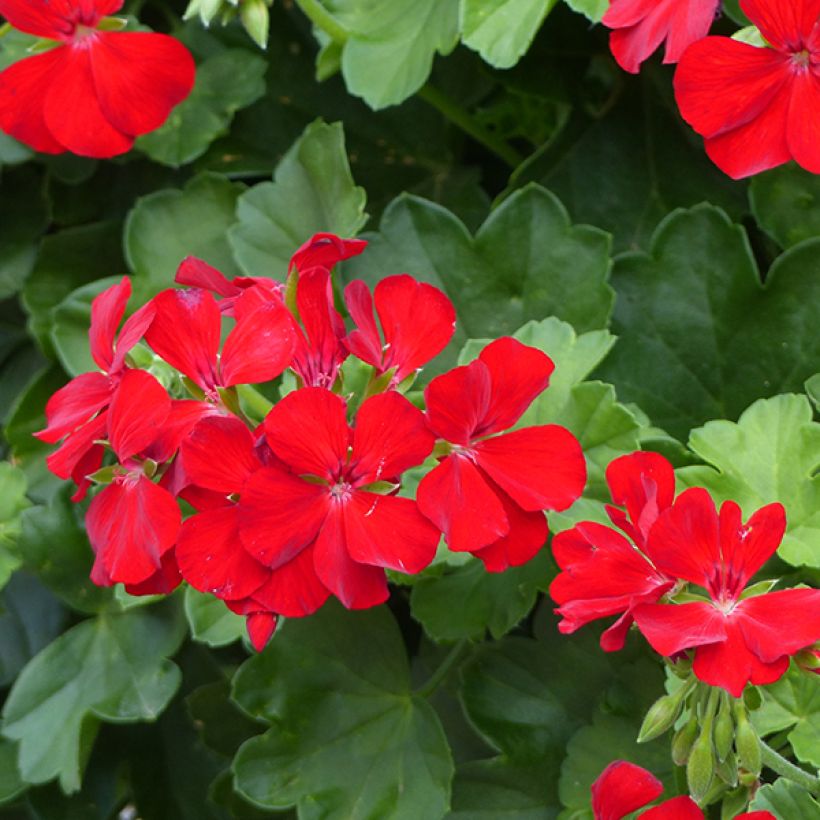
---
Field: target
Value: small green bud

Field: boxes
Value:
[738,770,759,788]
[713,695,735,761]
[687,727,716,802]
[240,0,269,49]
[638,690,686,743]
[734,704,761,777]
[715,750,738,787]
[672,714,699,766]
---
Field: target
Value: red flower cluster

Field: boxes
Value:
[0,0,194,157]
[38,233,586,649]
[550,452,820,696]
[591,760,775,819]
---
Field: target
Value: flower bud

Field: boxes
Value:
[795,647,820,675]
[715,749,738,787]
[734,704,761,777]
[638,691,685,743]
[687,726,715,802]
[713,695,735,761]
[240,0,269,49]
[672,714,699,766]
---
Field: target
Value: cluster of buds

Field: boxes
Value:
[184,0,272,48]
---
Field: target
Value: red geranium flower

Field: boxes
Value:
[0,0,195,157]
[674,0,820,178]
[550,452,677,651]
[416,337,586,572]
[238,387,440,609]
[632,489,820,696]
[603,0,719,74]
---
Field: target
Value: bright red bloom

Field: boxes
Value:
[344,275,456,385]
[674,0,820,178]
[238,387,439,609]
[0,0,195,157]
[550,452,677,651]
[632,489,820,696]
[416,337,586,571]
[603,0,719,73]
[289,232,367,275]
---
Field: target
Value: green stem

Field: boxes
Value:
[294,0,349,44]
[0,22,12,37]
[759,739,820,795]
[416,640,470,698]
[418,84,524,169]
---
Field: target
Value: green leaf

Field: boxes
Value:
[411,551,552,642]
[0,572,65,688]
[16,488,113,614]
[0,132,31,167]
[1,601,185,792]
[125,173,243,302]
[327,0,460,109]
[0,462,30,591]
[186,681,264,759]
[231,600,453,818]
[229,120,367,278]
[807,374,820,411]
[0,738,25,805]
[750,163,820,249]
[460,0,558,69]
[184,587,245,648]
[677,395,820,568]
[749,779,820,818]
[137,49,267,167]
[596,206,820,440]
[342,186,613,349]
[562,0,607,22]
[750,666,820,768]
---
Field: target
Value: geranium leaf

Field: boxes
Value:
[460,0,558,69]
[0,738,25,805]
[596,206,820,439]
[750,164,820,249]
[1,600,185,792]
[749,779,820,817]
[137,49,267,168]
[562,0,608,22]
[677,395,820,568]
[229,120,367,278]
[231,600,453,818]
[184,587,245,648]
[0,463,30,592]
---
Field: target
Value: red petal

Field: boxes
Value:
[0,0,79,37]
[107,369,170,461]
[86,477,181,585]
[692,617,788,696]
[605,451,675,543]
[719,500,785,593]
[145,288,221,391]
[475,337,554,437]
[591,760,663,820]
[416,455,508,553]
[180,415,261,494]
[644,488,719,589]
[474,426,586,512]
[36,371,113,443]
[246,611,278,652]
[239,466,328,569]
[89,32,194,136]
[289,232,367,273]
[89,276,130,372]
[124,551,181,596]
[177,506,268,600]
[735,588,820,662]
[46,413,108,480]
[349,391,434,484]
[263,387,350,480]
[373,275,456,382]
[473,490,547,572]
[343,280,383,370]
[250,542,331,617]
[639,795,704,819]
[742,0,820,51]
[664,0,719,65]
[607,1,674,74]
[674,37,789,138]
[175,257,240,297]
[312,504,389,609]
[787,69,820,174]
[344,491,439,573]
[109,302,155,375]
[143,399,214,465]
[43,46,133,158]
[632,601,726,657]
[219,301,296,387]
[70,442,104,502]
[0,49,66,153]
[424,359,491,445]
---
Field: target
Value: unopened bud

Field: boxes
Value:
[240,0,269,49]
[713,695,735,761]
[795,647,820,675]
[738,770,759,789]
[734,704,761,777]
[715,750,738,787]
[638,688,688,743]
[687,727,715,802]
[672,714,699,766]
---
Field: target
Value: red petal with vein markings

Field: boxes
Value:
[251,543,331,617]
[473,491,547,573]
[742,0,820,51]
[591,760,663,820]
[343,280,383,369]
[46,413,108,481]
[639,795,704,820]
[36,372,113,443]
[787,69,820,174]
[632,601,726,657]
[289,232,367,273]
[246,612,277,652]
[424,359,491,445]
[89,277,130,372]
[107,369,170,461]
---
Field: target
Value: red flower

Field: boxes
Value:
[0,0,195,157]
[674,0,820,178]
[632,489,820,696]
[416,337,586,572]
[602,0,719,74]
[238,387,440,609]
[344,275,456,386]
[550,452,677,651]
[289,232,367,275]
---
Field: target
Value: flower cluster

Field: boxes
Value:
[550,451,820,697]
[603,0,820,179]
[0,0,194,157]
[38,233,587,649]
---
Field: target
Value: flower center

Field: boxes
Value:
[791,49,812,70]
[330,481,353,501]
[71,24,100,47]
